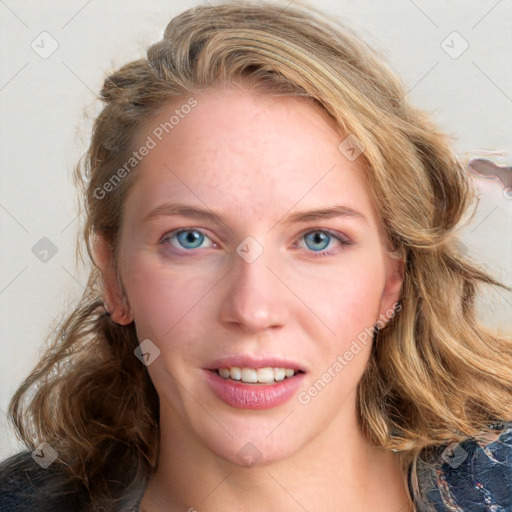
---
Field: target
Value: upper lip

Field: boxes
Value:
[205,355,306,372]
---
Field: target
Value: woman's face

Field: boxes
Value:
[99,85,403,466]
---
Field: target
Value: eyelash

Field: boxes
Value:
[159,228,352,257]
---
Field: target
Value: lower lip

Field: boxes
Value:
[203,369,305,410]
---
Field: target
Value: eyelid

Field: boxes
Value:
[297,227,351,244]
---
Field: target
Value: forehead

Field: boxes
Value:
[124,86,379,228]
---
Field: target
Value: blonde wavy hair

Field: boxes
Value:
[7,1,512,510]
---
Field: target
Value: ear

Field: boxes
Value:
[377,253,404,328]
[92,232,133,325]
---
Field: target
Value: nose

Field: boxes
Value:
[219,249,289,333]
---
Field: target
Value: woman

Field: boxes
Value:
[1,2,511,511]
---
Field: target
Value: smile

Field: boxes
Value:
[215,366,300,384]
[204,368,305,409]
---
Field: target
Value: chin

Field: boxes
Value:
[194,418,302,468]
[215,439,295,468]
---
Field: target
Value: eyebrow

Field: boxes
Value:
[143,202,368,226]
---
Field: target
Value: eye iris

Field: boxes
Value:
[305,231,330,251]
[177,230,204,249]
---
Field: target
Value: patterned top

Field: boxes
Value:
[1,423,511,511]
[409,422,512,511]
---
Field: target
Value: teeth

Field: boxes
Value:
[241,368,258,383]
[219,368,230,379]
[256,367,274,383]
[274,368,286,381]
[230,366,242,380]
[216,366,298,383]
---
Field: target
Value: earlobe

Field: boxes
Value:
[92,232,133,325]
[378,256,404,328]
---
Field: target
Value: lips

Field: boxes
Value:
[204,369,305,409]
[203,355,306,409]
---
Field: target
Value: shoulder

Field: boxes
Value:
[0,451,88,512]
[410,421,512,511]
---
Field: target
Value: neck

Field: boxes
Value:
[141,399,412,512]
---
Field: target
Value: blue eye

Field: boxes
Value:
[160,228,350,256]
[299,229,350,256]
[162,229,214,251]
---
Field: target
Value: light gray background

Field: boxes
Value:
[1,0,511,458]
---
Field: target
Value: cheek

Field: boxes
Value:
[302,257,385,343]
[123,255,218,342]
